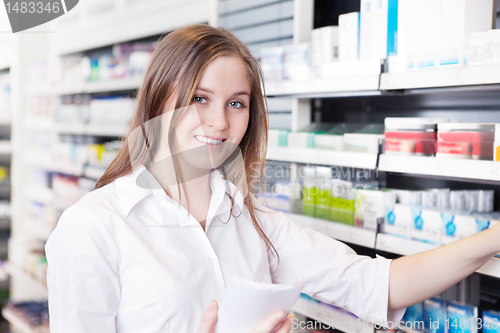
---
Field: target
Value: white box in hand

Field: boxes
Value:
[215,277,303,333]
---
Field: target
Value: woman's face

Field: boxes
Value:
[171,55,251,169]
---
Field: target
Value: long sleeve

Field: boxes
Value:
[254,199,406,327]
[45,205,121,333]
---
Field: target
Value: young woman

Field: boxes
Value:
[45,24,500,333]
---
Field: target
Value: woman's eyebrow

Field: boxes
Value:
[196,87,250,97]
[196,87,214,94]
[233,91,250,97]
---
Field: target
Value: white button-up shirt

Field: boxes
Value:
[45,165,406,333]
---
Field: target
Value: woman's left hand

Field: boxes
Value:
[196,300,219,333]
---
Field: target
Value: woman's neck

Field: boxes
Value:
[146,158,213,224]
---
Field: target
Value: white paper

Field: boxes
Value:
[215,277,303,333]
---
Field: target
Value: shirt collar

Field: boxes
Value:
[114,165,245,218]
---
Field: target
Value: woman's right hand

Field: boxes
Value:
[195,300,295,333]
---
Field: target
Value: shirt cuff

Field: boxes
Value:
[372,254,407,328]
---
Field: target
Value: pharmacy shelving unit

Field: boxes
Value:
[0,58,12,329]
[379,63,500,91]
[288,213,377,248]
[288,213,500,279]
[266,147,378,169]
[8,0,218,319]
[272,0,500,326]
[378,155,500,184]
[292,296,374,333]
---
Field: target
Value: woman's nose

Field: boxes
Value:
[205,105,229,131]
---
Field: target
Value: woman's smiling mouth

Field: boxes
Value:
[195,135,226,145]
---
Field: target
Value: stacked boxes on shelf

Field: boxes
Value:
[436,123,495,160]
[384,118,444,156]
[359,0,399,61]
[259,168,499,248]
[467,30,500,66]
[382,188,497,246]
[384,118,500,160]
[8,237,47,287]
[269,122,384,153]
[392,0,495,71]
[26,94,135,130]
[59,40,157,86]
[402,298,479,333]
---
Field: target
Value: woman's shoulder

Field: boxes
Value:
[62,175,133,224]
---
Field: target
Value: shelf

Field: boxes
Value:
[476,257,500,278]
[85,123,128,137]
[57,76,143,95]
[83,165,105,180]
[287,213,377,248]
[24,154,84,177]
[380,64,500,91]
[375,233,438,256]
[25,77,143,97]
[265,76,381,98]
[25,120,128,137]
[55,0,209,55]
[292,297,373,333]
[266,147,378,169]
[24,186,54,206]
[376,233,500,278]
[5,262,47,298]
[378,155,500,183]
[23,220,54,242]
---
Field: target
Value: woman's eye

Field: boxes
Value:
[193,96,207,103]
[229,101,245,108]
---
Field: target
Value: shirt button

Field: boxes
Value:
[207,258,214,266]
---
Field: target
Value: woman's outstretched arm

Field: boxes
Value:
[388,223,500,310]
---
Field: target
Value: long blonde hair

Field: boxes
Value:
[95,24,278,263]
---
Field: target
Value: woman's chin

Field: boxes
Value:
[179,142,239,170]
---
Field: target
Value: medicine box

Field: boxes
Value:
[343,134,383,154]
[384,118,444,156]
[436,123,495,160]
[438,0,495,67]
[339,12,360,61]
[441,213,477,245]
[359,0,398,60]
[311,25,339,66]
[495,124,500,161]
[330,179,355,226]
[282,43,311,81]
[268,129,290,148]
[423,298,447,333]
[260,46,283,81]
[354,189,396,231]
[314,123,363,150]
[290,123,334,149]
[482,310,500,333]
[446,301,478,333]
[315,167,332,220]
[410,208,443,245]
[383,204,413,238]
[301,166,316,217]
